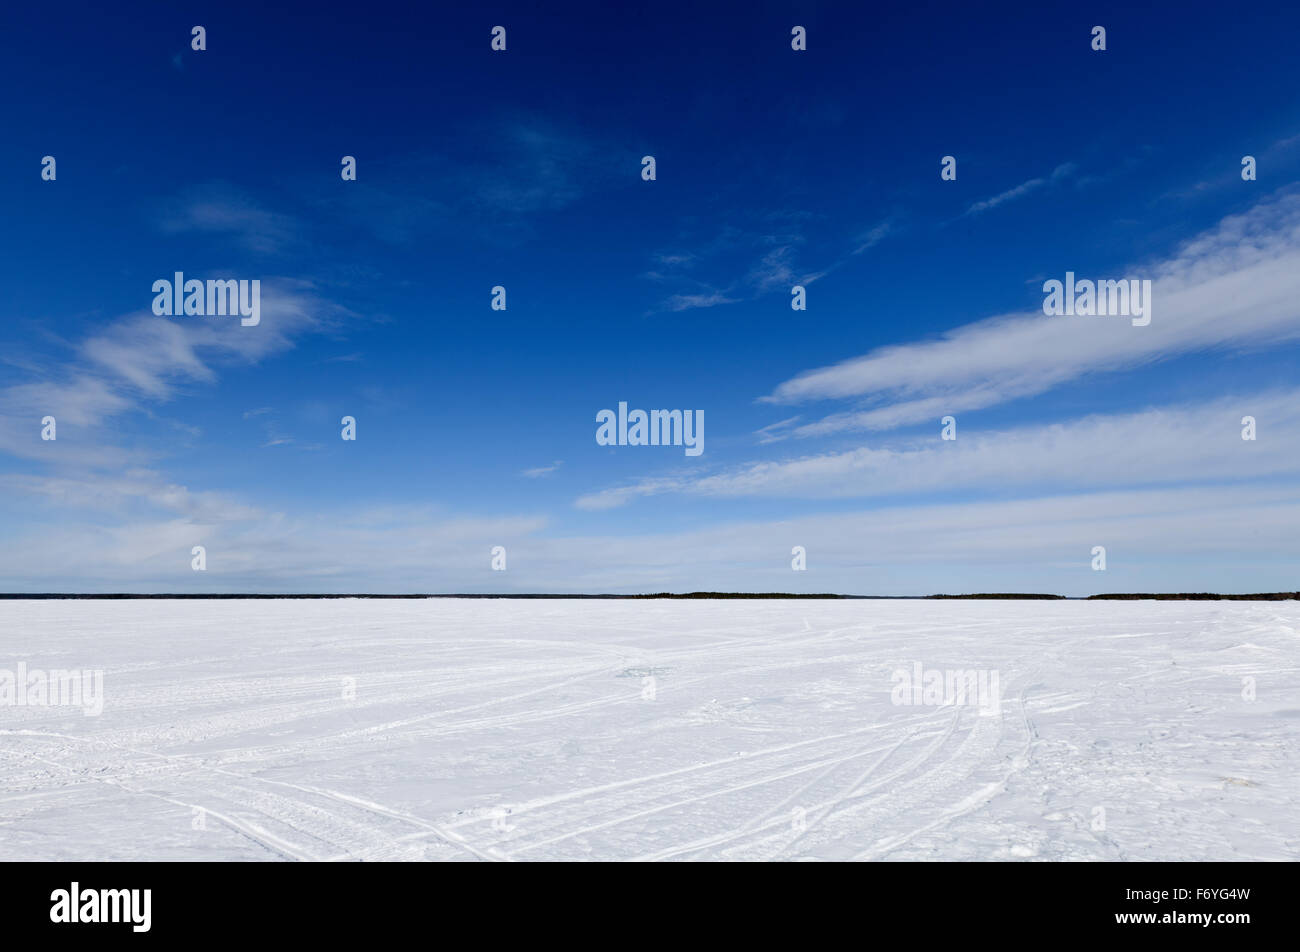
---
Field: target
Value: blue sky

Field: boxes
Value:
[3,1,1300,593]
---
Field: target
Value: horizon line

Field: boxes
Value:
[2,592,1298,601]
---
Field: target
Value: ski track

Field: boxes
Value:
[2,599,1298,861]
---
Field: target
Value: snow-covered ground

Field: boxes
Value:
[1,598,1296,861]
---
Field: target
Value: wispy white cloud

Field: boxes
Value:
[522,461,564,478]
[0,470,264,523]
[763,190,1300,435]
[665,290,739,312]
[4,479,1298,595]
[851,221,891,255]
[159,185,301,254]
[746,242,801,291]
[964,162,1077,216]
[577,389,1300,510]
[0,486,551,592]
[652,216,893,313]
[0,281,340,466]
[754,416,802,445]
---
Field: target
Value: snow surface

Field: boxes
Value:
[1,598,1297,861]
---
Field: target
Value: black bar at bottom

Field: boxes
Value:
[0,861,1279,939]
